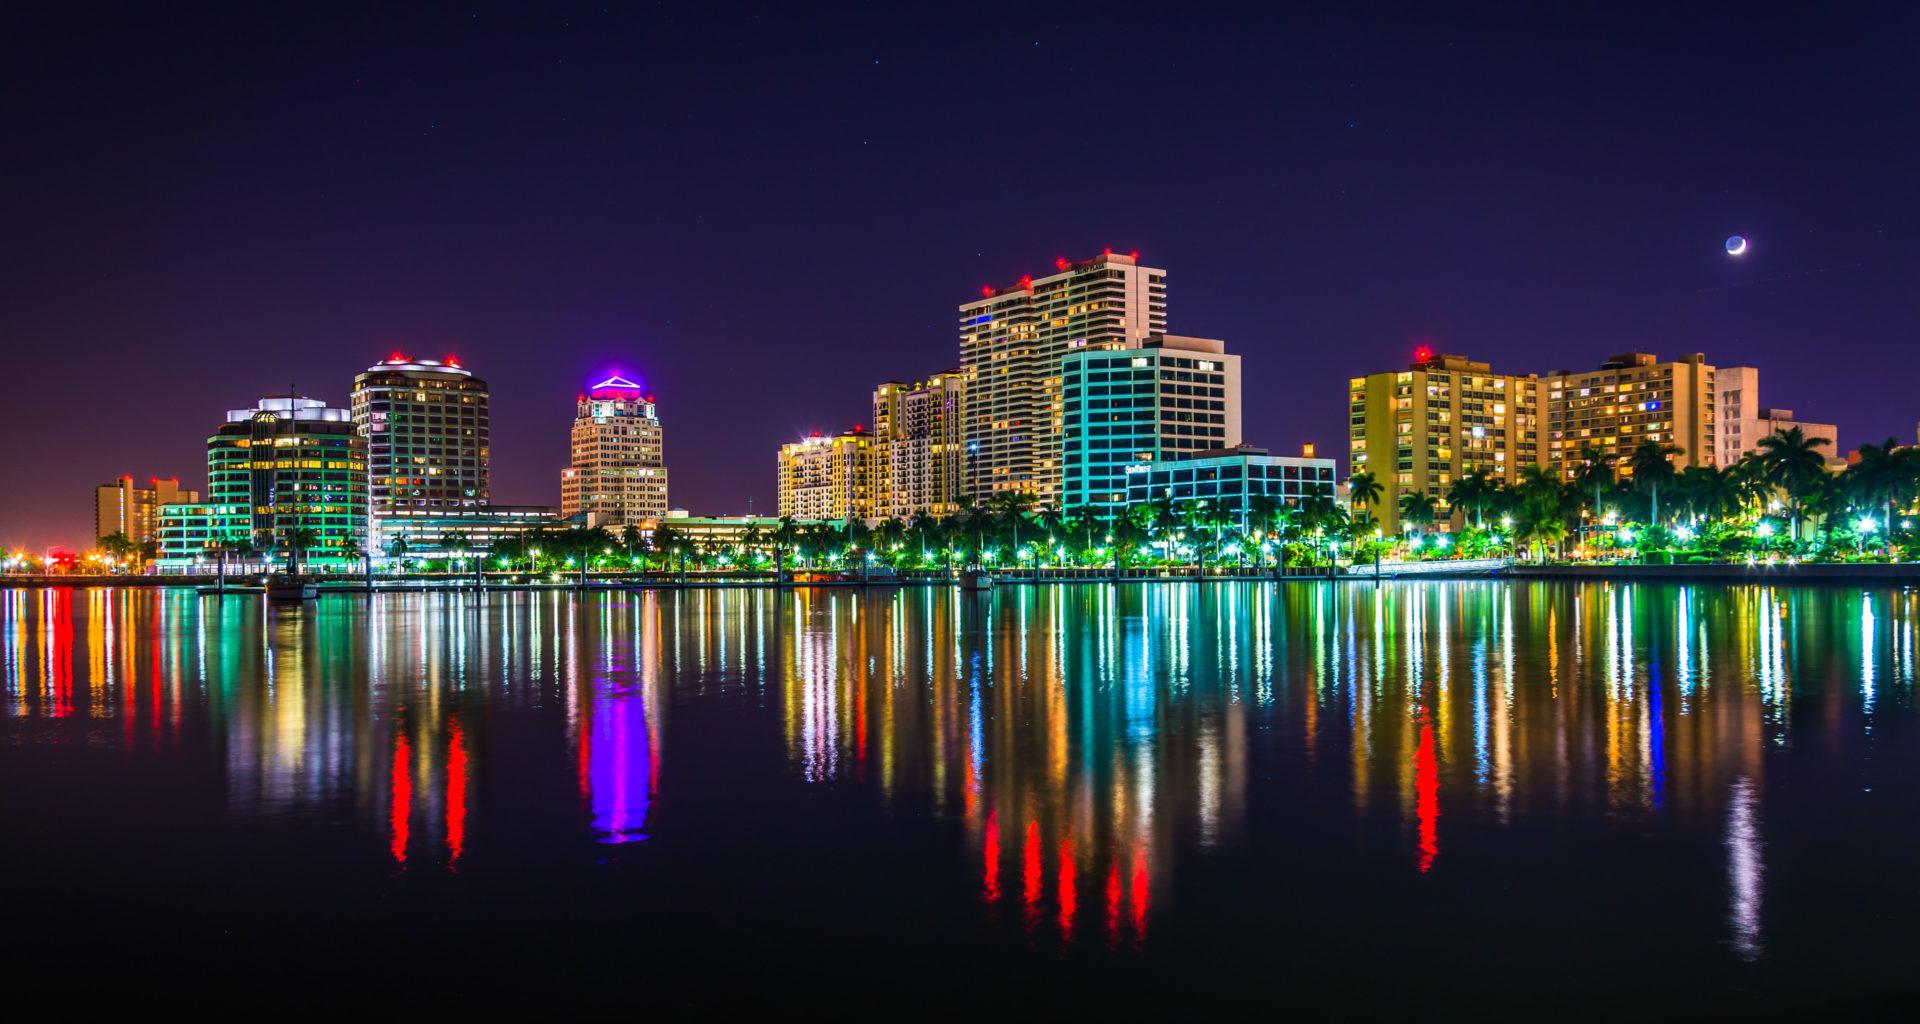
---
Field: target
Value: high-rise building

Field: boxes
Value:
[776,427,876,521]
[958,251,1167,504]
[1713,366,1838,466]
[1061,335,1242,515]
[1544,352,1715,479]
[94,475,197,545]
[560,376,669,527]
[157,395,368,569]
[1348,350,1545,533]
[872,371,967,519]
[350,355,490,514]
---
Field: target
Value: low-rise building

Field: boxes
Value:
[374,505,564,561]
[1714,366,1839,466]
[1124,445,1338,527]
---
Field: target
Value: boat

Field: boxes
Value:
[959,569,995,592]
[265,574,318,601]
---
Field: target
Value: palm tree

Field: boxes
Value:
[1445,471,1495,529]
[1398,492,1438,535]
[771,516,798,574]
[1626,439,1683,527]
[1755,426,1831,540]
[1346,470,1383,524]
[1844,438,1915,549]
[1678,465,1740,524]
[1572,446,1616,522]
[282,525,320,576]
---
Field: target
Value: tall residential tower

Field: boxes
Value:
[957,251,1166,505]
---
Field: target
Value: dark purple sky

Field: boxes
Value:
[4,2,1916,549]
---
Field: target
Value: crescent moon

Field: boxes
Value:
[1725,236,1748,256]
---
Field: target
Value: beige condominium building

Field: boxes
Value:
[1348,350,1544,533]
[1713,366,1838,466]
[872,371,967,519]
[776,426,877,521]
[94,474,198,545]
[1543,352,1715,480]
[957,250,1166,505]
[560,376,669,527]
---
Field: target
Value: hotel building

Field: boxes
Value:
[560,376,669,527]
[957,251,1166,504]
[1061,335,1242,516]
[157,395,368,569]
[776,427,876,521]
[1124,445,1337,524]
[1347,350,1545,533]
[1713,366,1839,466]
[94,475,197,545]
[1543,352,1715,479]
[872,371,967,519]
[350,355,490,513]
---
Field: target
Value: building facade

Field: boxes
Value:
[872,371,967,519]
[957,251,1166,504]
[776,427,876,521]
[1125,446,1338,525]
[350,355,490,513]
[1544,352,1715,480]
[1062,335,1243,516]
[1348,351,1545,533]
[1713,366,1839,466]
[94,475,197,545]
[158,395,368,569]
[560,376,669,527]
[373,506,564,561]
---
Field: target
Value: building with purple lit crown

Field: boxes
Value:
[561,376,669,527]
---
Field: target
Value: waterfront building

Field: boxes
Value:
[155,503,252,569]
[1062,335,1242,516]
[872,371,967,519]
[156,395,367,570]
[560,376,669,527]
[350,355,489,513]
[957,250,1166,504]
[94,475,197,545]
[1347,350,1545,533]
[776,427,876,521]
[1124,445,1338,525]
[1544,352,1716,479]
[374,505,564,561]
[1713,366,1840,466]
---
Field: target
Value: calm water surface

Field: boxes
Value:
[3,582,1918,1012]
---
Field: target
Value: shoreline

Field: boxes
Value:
[6,560,1920,590]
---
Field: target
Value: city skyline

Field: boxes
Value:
[5,5,1917,550]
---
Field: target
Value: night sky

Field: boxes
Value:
[4,2,1915,549]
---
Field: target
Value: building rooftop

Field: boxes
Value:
[361,354,473,377]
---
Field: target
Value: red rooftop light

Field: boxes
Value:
[388,351,408,363]
[1055,257,1069,271]
[446,354,460,367]
[1414,344,1435,363]
[981,285,993,298]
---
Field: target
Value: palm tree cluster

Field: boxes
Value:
[1344,427,1920,563]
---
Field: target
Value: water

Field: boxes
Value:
[3,582,1917,1012]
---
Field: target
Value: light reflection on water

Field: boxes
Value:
[2,581,1918,980]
